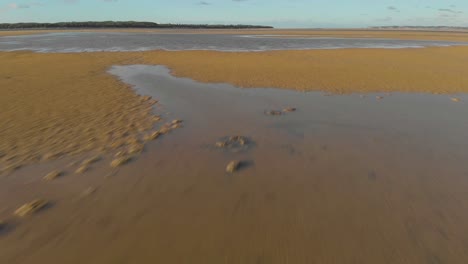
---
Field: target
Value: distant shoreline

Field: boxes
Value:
[0,21,273,30]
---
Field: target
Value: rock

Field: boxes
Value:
[43,170,63,181]
[215,141,227,148]
[226,161,241,173]
[75,165,88,174]
[451,97,461,102]
[265,110,283,116]
[143,131,160,141]
[14,199,48,217]
[216,136,252,152]
[82,155,101,166]
[283,107,297,112]
[376,96,384,100]
[171,119,183,125]
[110,156,131,168]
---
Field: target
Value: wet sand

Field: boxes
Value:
[2,28,468,42]
[2,65,468,263]
[2,46,468,171]
[1,32,468,263]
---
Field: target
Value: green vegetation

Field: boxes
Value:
[0,21,273,30]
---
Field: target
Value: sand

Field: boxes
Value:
[139,47,468,93]
[0,52,159,172]
[1,45,468,170]
[2,65,468,263]
[2,29,468,41]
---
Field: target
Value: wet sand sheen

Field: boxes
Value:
[2,46,468,174]
[1,38,468,263]
[2,65,468,263]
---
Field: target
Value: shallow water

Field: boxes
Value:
[2,65,468,263]
[0,32,467,52]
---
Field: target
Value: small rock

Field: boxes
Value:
[215,141,227,148]
[171,119,183,125]
[152,116,161,122]
[82,155,101,166]
[110,156,131,168]
[451,97,461,102]
[226,160,241,173]
[75,165,89,174]
[14,199,48,217]
[229,136,247,145]
[265,110,283,116]
[216,136,252,152]
[376,96,384,100]
[43,170,63,181]
[283,107,297,112]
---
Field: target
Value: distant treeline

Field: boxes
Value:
[0,21,273,30]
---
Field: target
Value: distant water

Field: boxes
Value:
[0,32,466,53]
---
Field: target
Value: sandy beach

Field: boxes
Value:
[2,30,468,263]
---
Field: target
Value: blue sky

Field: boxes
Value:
[0,0,467,28]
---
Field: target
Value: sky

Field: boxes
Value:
[0,0,467,28]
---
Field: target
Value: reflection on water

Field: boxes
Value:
[0,32,467,52]
[107,65,468,262]
[1,65,468,263]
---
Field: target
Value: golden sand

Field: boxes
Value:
[1,44,468,170]
[139,47,468,93]
[0,52,158,172]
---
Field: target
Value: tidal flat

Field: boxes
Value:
[1,30,468,263]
